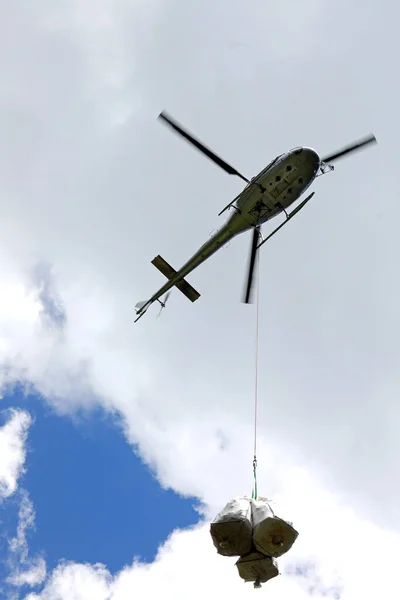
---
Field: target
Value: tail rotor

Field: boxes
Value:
[156,291,171,318]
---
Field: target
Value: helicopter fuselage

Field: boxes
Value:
[135,147,320,319]
[226,146,320,233]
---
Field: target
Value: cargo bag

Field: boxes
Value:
[251,498,299,558]
[210,496,253,557]
[236,552,279,588]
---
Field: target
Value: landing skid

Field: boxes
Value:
[257,191,315,250]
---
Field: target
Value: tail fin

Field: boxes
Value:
[151,255,200,303]
[135,300,149,313]
[134,299,152,323]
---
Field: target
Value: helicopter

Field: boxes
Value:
[134,111,377,322]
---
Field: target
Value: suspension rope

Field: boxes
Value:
[252,239,261,500]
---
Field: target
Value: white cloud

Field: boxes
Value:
[6,490,47,591]
[0,410,31,500]
[0,0,400,597]
[0,412,45,595]
[25,562,112,600]
[22,475,400,599]
[9,490,36,562]
[8,557,47,590]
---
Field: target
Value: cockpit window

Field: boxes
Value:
[294,147,303,155]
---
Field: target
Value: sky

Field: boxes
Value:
[0,0,400,598]
[0,387,200,581]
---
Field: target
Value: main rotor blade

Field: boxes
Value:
[242,226,261,304]
[158,111,250,183]
[322,134,377,164]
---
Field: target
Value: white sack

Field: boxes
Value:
[236,552,279,587]
[210,496,253,557]
[251,498,298,558]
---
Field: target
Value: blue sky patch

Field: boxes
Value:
[0,387,201,579]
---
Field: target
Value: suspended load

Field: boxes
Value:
[210,496,298,588]
[236,552,279,588]
[251,498,299,558]
[210,496,253,557]
[209,238,299,588]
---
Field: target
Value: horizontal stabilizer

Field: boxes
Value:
[151,255,201,303]
[175,279,200,303]
[151,255,177,280]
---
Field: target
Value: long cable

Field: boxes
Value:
[252,240,261,500]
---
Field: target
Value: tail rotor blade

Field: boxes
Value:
[158,111,249,183]
[156,291,171,319]
[322,134,377,164]
[163,291,171,306]
[242,227,261,304]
